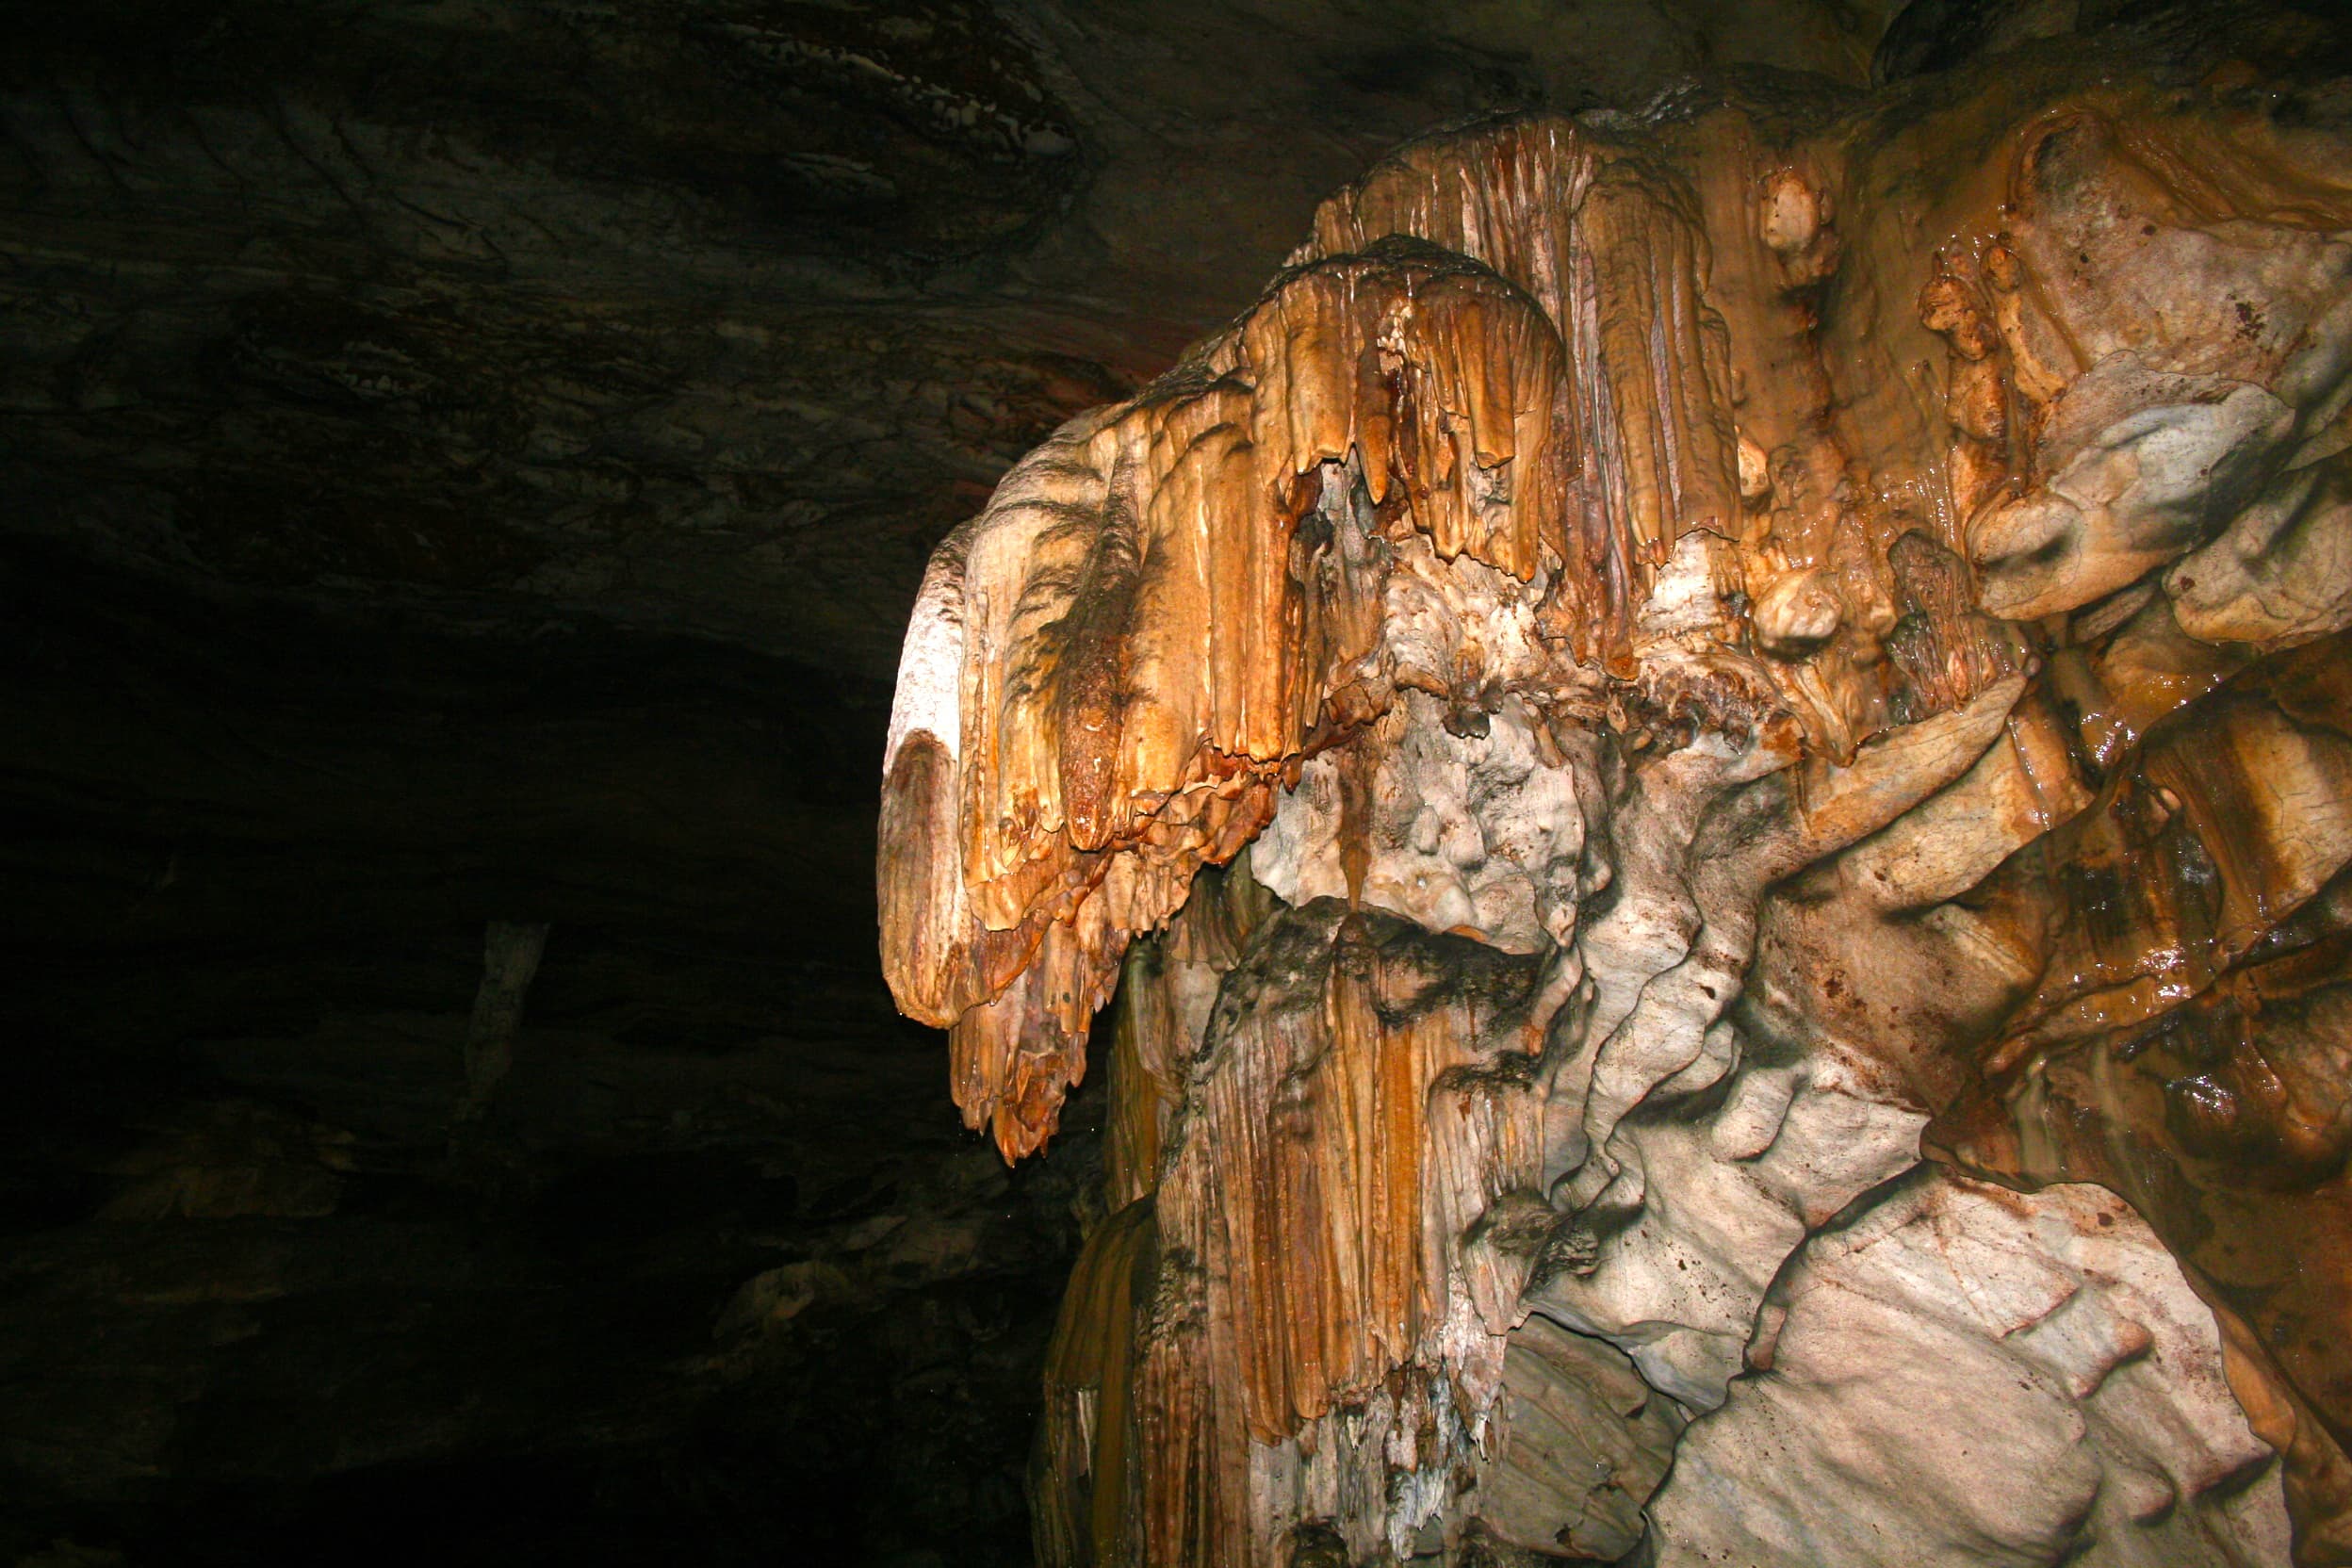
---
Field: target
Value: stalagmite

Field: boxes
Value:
[879,13,2352,1565]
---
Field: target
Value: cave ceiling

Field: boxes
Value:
[0,0,1913,968]
[5,0,1889,678]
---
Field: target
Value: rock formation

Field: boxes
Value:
[878,7,2352,1564]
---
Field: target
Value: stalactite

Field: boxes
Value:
[880,22,2352,1564]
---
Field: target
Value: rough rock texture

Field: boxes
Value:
[875,3,2352,1563]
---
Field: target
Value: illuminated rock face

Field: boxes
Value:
[879,20,2352,1567]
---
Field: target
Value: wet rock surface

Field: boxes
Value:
[874,2,2352,1563]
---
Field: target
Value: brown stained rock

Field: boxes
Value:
[1034,1196,1162,1568]
[1927,634,2352,1565]
[881,8,2352,1563]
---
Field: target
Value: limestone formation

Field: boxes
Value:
[878,11,2352,1564]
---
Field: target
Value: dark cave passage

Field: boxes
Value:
[0,839,1102,1568]
[0,547,1101,1568]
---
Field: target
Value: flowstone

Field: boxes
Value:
[878,11,2352,1562]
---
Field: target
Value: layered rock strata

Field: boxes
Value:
[880,15,2352,1565]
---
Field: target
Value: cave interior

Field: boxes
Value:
[7,2,2352,1566]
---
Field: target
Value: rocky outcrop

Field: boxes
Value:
[877,5,2352,1563]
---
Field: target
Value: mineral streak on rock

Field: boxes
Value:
[879,10,2352,1563]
